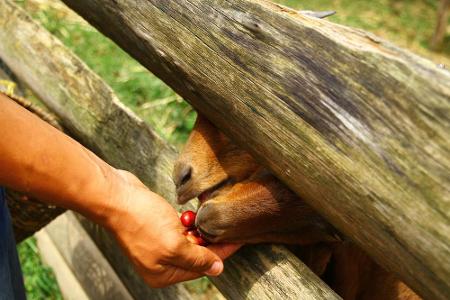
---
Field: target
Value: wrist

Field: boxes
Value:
[68,151,126,229]
[95,169,132,231]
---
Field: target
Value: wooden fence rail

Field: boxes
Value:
[0,1,339,299]
[51,1,450,299]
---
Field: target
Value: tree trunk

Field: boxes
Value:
[431,0,450,51]
[48,1,449,299]
[0,1,339,299]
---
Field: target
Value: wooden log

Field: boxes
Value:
[5,190,65,243]
[0,59,26,97]
[48,1,449,299]
[431,0,450,51]
[0,1,340,299]
[0,60,66,243]
[37,212,133,300]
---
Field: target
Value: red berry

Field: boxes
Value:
[180,210,196,228]
[184,230,198,237]
[196,235,208,247]
[184,229,208,246]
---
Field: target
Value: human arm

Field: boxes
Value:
[0,93,240,287]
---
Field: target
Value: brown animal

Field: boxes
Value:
[173,114,420,300]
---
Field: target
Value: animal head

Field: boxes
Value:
[173,114,337,244]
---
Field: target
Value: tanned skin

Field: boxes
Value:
[0,94,240,288]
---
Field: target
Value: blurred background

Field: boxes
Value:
[11,0,449,299]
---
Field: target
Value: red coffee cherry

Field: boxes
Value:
[184,229,209,246]
[184,229,199,237]
[180,210,196,228]
[196,235,208,247]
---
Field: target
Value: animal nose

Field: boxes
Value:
[173,162,192,189]
[196,202,226,239]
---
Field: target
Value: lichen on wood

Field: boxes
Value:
[0,1,340,299]
[52,1,450,299]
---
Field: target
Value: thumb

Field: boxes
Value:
[172,241,224,276]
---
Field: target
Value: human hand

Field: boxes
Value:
[102,170,242,288]
[0,95,240,287]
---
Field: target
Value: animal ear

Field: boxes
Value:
[299,10,336,19]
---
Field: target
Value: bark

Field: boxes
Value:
[49,1,450,299]
[0,1,339,299]
[431,0,450,51]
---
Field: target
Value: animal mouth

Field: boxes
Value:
[196,226,218,241]
[197,178,233,205]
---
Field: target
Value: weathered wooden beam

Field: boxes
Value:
[50,1,450,299]
[36,212,133,300]
[0,1,339,299]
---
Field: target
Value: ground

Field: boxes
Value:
[11,0,449,299]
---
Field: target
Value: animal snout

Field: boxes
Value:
[173,162,192,189]
[195,201,229,242]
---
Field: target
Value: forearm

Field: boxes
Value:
[0,93,118,226]
[0,95,239,286]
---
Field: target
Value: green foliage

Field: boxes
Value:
[15,0,449,148]
[12,0,449,299]
[276,0,449,62]
[17,238,63,300]
[18,0,196,147]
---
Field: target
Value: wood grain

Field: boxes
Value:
[0,1,339,299]
[51,1,450,299]
[38,212,133,300]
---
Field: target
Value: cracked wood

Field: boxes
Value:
[54,1,450,299]
[0,1,340,299]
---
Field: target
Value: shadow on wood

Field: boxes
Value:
[0,1,339,299]
[52,0,450,299]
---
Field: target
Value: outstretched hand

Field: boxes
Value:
[104,170,241,288]
[0,95,240,288]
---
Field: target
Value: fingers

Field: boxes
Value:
[171,241,224,276]
[170,242,243,276]
[145,243,243,288]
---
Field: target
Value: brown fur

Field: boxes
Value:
[173,114,420,300]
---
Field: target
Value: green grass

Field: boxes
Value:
[16,0,196,147]
[17,238,63,300]
[16,0,449,148]
[276,0,449,64]
[13,0,450,299]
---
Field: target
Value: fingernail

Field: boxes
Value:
[205,261,223,276]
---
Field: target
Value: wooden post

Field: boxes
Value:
[431,0,450,51]
[48,1,449,299]
[0,1,339,299]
